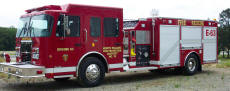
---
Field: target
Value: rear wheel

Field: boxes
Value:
[183,54,199,75]
[78,57,105,87]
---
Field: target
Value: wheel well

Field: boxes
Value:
[81,53,109,73]
[190,52,202,71]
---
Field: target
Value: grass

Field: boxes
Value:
[0,57,8,79]
[216,56,230,68]
[0,57,4,62]
[221,73,224,80]
[0,51,15,55]
[174,84,181,88]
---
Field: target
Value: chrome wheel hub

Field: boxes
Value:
[188,58,196,72]
[86,64,100,82]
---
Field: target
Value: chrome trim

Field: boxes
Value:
[188,58,196,71]
[54,75,74,78]
[152,18,155,52]
[0,62,45,78]
[109,63,123,69]
[0,71,44,78]
[85,64,100,81]
[127,67,157,71]
[77,51,108,76]
[159,63,180,67]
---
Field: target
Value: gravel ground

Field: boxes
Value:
[0,65,229,91]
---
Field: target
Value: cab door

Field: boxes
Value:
[53,15,83,68]
[102,17,123,64]
[83,16,102,52]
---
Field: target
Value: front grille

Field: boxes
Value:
[20,42,32,62]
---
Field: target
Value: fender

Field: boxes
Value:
[76,51,108,76]
[183,51,200,66]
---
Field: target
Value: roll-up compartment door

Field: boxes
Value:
[203,27,217,63]
[181,26,202,49]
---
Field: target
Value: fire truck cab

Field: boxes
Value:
[0,4,218,87]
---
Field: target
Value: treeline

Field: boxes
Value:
[0,27,17,51]
[219,8,230,58]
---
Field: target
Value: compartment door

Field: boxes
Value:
[181,26,202,49]
[203,27,217,63]
[159,25,180,65]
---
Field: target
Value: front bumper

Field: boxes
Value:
[0,62,45,78]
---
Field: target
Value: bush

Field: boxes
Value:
[0,27,17,51]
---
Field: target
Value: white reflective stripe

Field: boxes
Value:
[54,75,74,78]
[45,68,53,73]
[45,67,76,73]
[110,71,121,73]
[149,61,159,65]
[109,63,123,69]
[129,62,136,66]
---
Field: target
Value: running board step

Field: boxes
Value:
[125,67,158,71]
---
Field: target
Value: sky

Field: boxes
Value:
[0,0,229,27]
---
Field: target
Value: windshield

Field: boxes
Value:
[16,14,53,37]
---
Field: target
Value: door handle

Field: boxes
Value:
[114,43,121,46]
[84,28,87,41]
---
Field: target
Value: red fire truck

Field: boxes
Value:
[0,4,218,87]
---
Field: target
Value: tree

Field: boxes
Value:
[0,27,17,51]
[219,8,230,58]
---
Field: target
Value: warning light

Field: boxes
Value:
[92,42,95,47]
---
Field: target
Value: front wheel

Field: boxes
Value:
[183,54,199,75]
[78,57,105,87]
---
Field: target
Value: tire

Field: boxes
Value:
[54,77,70,82]
[183,54,199,76]
[78,57,105,87]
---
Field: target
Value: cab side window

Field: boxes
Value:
[103,17,119,37]
[90,17,101,37]
[56,15,80,37]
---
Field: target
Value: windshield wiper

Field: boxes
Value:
[18,23,28,38]
[28,22,35,37]
[23,17,32,37]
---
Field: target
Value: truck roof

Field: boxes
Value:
[25,4,122,13]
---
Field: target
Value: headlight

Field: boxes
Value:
[15,47,20,57]
[32,48,39,59]
[32,53,39,59]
